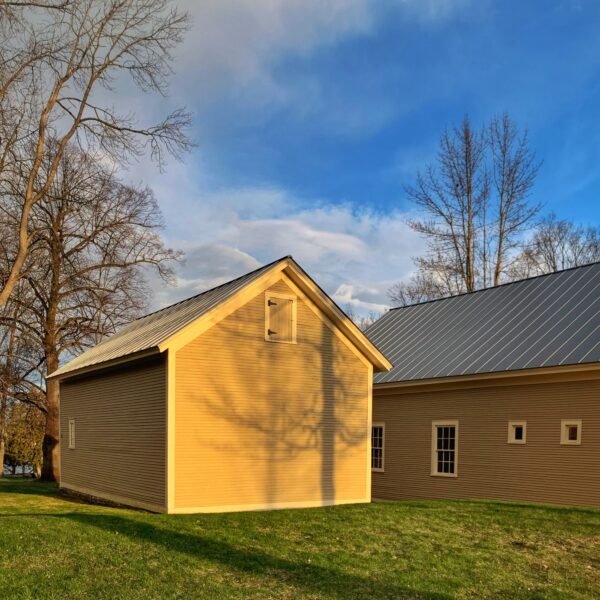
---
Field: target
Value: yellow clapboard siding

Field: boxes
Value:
[174,278,369,511]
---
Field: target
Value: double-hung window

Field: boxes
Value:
[371,423,385,471]
[431,421,458,476]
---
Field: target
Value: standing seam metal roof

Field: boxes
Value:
[368,262,600,384]
[49,256,289,378]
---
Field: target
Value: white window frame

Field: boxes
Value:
[371,422,385,472]
[508,420,527,444]
[68,419,76,449]
[265,292,297,344]
[560,419,582,445]
[431,420,458,477]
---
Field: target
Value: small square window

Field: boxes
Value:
[508,421,527,444]
[560,420,582,445]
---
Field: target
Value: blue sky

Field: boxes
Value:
[128,0,600,315]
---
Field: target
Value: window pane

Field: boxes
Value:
[568,426,578,441]
[372,426,384,468]
[434,424,456,474]
[514,426,523,440]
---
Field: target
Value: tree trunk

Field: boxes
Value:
[0,436,4,478]
[40,354,60,482]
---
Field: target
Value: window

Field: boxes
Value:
[265,292,297,343]
[508,421,527,444]
[68,419,76,449]
[560,420,582,445]
[431,421,458,477]
[371,423,385,471]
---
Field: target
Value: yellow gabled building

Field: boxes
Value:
[49,256,391,513]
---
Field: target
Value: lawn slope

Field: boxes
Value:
[0,479,598,599]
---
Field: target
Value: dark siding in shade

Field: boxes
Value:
[372,378,600,506]
[60,357,166,509]
[369,262,600,384]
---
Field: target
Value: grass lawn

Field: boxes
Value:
[0,480,598,599]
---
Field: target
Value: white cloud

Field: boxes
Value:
[147,162,425,318]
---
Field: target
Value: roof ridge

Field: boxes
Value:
[133,255,292,322]
[390,260,600,312]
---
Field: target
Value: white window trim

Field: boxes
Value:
[431,420,458,478]
[265,292,297,344]
[508,420,527,444]
[371,422,385,472]
[560,419,582,445]
[68,419,76,449]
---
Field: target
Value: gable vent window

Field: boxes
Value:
[431,421,458,477]
[560,420,582,445]
[508,421,527,444]
[371,423,385,472]
[68,419,76,449]
[265,293,297,343]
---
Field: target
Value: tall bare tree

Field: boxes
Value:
[487,114,541,285]
[0,0,191,308]
[1,143,179,480]
[390,114,540,306]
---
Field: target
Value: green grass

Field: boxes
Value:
[0,480,598,599]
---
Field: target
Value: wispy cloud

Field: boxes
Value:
[146,161,424,316]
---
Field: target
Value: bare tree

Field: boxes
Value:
[344,305,383,331]
[0,293,41,477]
[390,114,540,306]
[1,143,179,481]
[487,114,541,285]
[508,214,600,279]
[0,0,191,308]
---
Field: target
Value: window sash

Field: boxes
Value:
[431,421,458,476]
[371,424,384,471]
[68,419,76,449]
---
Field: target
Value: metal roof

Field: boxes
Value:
[50,257,289,379]
[368,262,600,384]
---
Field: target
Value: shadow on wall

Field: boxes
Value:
[36,511,448,600]
[185,293,368,508]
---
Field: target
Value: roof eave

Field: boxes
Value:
[47,347,162,382]
[281,259,392,372]
[374,362,600,392]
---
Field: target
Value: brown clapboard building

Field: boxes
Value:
[367,262,600,507]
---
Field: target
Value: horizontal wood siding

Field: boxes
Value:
[175,278,369,511]
[60,358,166,510]
[373,377,600,506]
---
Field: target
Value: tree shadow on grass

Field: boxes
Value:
[0,480,58,497]
[3,511,452,600]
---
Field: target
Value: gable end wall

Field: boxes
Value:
[173,278,371,512]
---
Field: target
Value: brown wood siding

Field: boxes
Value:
[373,377,600,507]
[60,357,166,510]
[174,278,369,511]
